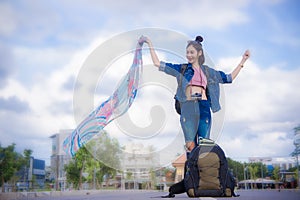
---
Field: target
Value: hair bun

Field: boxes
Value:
[195,36,203,43]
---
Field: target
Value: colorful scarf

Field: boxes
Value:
[63,37,145,156]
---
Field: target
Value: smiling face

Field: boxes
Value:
[186,45,202,65]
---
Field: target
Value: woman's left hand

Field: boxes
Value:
[243,50,250,60]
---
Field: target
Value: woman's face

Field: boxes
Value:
[186,45,202,65]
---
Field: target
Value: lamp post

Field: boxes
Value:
[243,164,248,190]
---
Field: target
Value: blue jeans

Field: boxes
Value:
[180,100,211,146]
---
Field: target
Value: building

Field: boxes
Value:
[15,157,46,191]
[30,158,46,188]
[121,143,160,189]
[49,131,172,190]
[49,129,72,190]
[248,157,296,171]
[172,153,186,183]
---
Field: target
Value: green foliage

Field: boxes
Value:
[291,125,300,157]
[86,131,121,170]
[64,146,91,190]
[149,169,157,189]
[226,158,268,182]
[64,131,121,189]
[0,144,18,185]
[0,143,32,192]
[248,165,258,179]
[64,160,81,189]
[247,162,267,180]
[22,149,33,167]
[126,171,133,180]
[227,158,244,181]
[272,166,280,181]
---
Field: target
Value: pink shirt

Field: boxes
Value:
[189,67,207,89]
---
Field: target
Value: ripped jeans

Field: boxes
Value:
[180,100,211,146]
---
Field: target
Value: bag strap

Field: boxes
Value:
[203,65,209,78]
[201,65,210,97]
[179,64,188,88]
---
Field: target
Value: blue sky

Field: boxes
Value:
[0,0,300,166]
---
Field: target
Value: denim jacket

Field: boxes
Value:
[159,61,233,113]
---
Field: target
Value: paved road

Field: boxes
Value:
[12,189,300,200]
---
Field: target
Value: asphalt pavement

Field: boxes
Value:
[8,189,300,200]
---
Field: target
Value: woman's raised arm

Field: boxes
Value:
[143,36,161,67]
[231,50,250,81]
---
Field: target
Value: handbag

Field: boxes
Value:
[175,98,181,115]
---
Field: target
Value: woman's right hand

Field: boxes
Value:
[140,36,160,67]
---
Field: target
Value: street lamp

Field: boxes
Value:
[243,165,248,190]
[260,159,264,189]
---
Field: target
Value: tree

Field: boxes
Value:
[64,131,122,189]
[248,162,267,179]
[85,158,117,189]
[64,146,91,190]
[227,158,244,181]
[272,166,280,182]
[86,131,121,171]
[85,157,100,189]
[126,171,133,180]
[85,131,121,187]
[22,149,32,189]
[248,165,258,180]
[64,159,81,189]
[149,169,157,190]
[0,144,20,192]
[291,126,300,156]
[291,125,300,179]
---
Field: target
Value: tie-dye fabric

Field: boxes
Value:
[63,38,145,156]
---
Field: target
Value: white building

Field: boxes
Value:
[49,130,165,190]
[121,143,160,189]
[49,129,72,190]
[248,157,296,171]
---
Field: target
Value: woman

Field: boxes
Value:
[144,35,250,156]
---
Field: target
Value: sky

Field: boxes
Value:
[0,0,300,167]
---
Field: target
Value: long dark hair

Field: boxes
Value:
[186,36,205,66]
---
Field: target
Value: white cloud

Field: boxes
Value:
[1,0,299,166]
[85,0,250,30]
[2,36,299,164]
[0,36,109,162]
[217,57,300,123]
[215,55,300,160]
[220,128,295,160]
[0,0,252,46]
